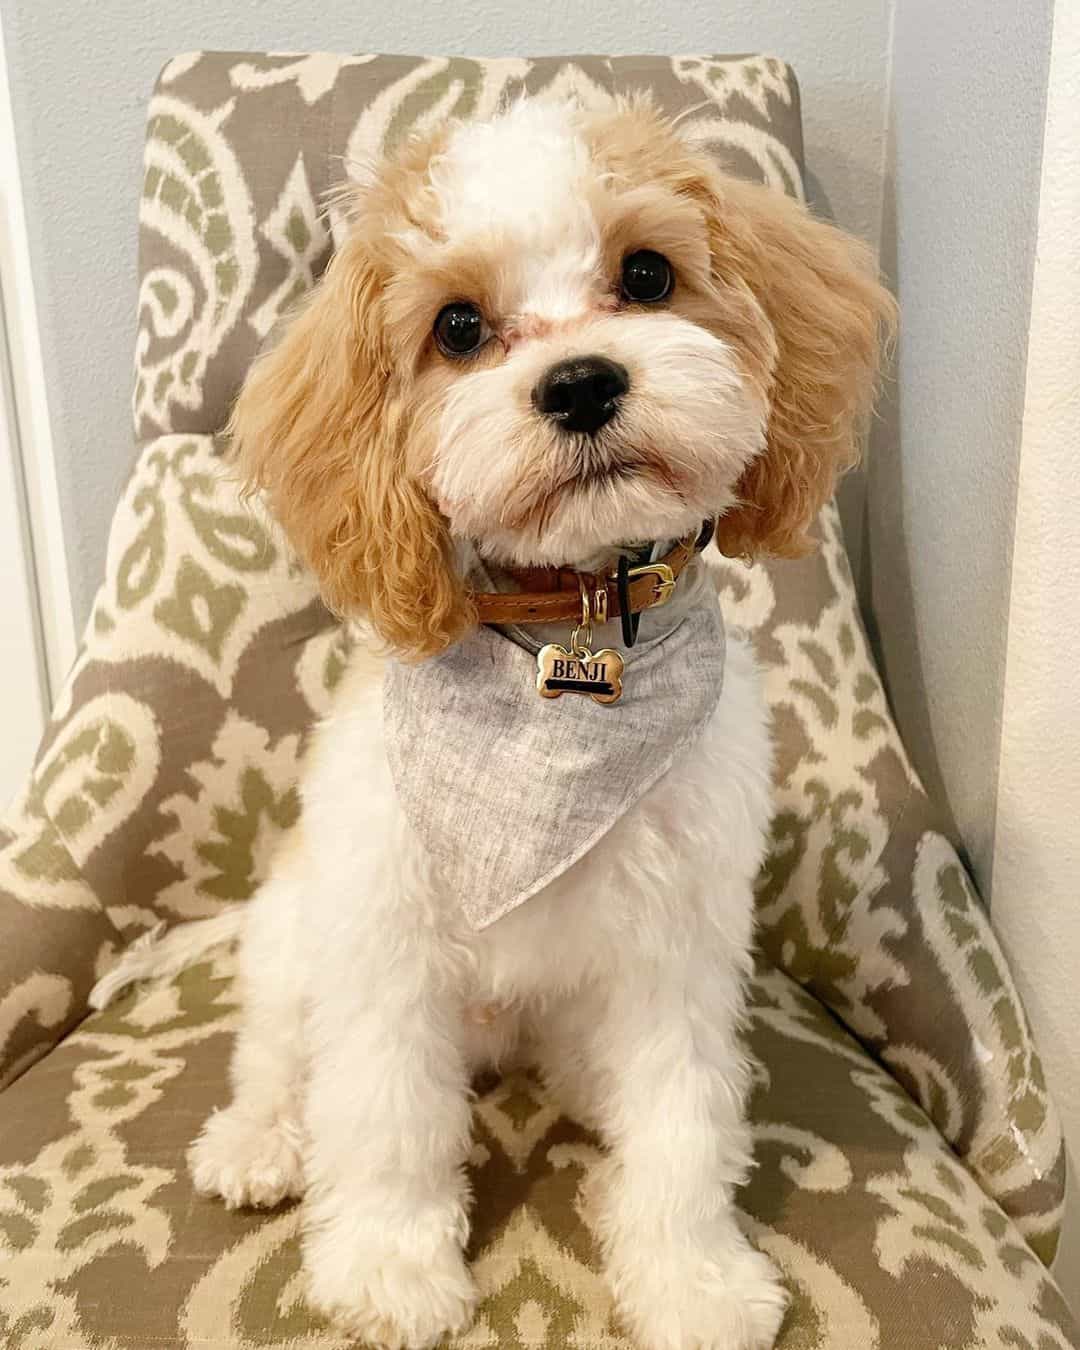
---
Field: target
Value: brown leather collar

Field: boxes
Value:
[470,533,698,627]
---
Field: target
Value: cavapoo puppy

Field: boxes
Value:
[94,93,892,1349]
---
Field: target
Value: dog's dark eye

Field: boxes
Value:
[621,250,673,303]
[434,302,487,357]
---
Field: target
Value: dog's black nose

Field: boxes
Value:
[533,356,629,434]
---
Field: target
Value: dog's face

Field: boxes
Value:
[232,96,894,657]
[405,101,770,569]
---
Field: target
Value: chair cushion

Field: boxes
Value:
[0,954,1074,1349]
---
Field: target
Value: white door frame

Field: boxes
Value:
[0,272,48,804]
[0,6,77,803]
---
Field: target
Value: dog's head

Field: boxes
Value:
[232,96,894,657]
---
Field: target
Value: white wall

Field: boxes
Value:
[867,0,1077,1297]
[0,6,75,712]
[990,0,1080,1297]
[3,0,892,631]
[867,0,1054,888]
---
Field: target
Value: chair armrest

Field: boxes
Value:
[711,504,1067,1265]
[0,780,118,1088]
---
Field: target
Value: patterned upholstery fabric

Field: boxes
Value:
[0,51,1074,1347]
[2,952,1076,1349]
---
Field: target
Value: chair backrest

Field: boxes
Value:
[134,52,806,444]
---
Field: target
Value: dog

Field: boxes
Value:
[93,93,892,1350]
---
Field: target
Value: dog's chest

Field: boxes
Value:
[384,597,726,935]
[460,729,735,1004]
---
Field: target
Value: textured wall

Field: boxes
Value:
[866,0,1054,891]
[3,0,892,626]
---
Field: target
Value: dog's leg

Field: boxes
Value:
[188,831,309,1209]
[300,891,476,1349]
[581,933,787,1350]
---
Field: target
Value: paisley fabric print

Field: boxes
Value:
[0,956,1074,1349]
[0,50,1072,1347]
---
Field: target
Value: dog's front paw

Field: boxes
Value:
[613,1242,787,1350]
[304,1229,476,1350]
[188,1107,305,1209]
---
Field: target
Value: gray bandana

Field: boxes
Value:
[384,563,725,929]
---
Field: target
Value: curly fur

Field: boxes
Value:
[704,177,896,558]
[100,93,895,1350]
[230,95,893,653]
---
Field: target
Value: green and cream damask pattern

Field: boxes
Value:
[0,51,1074,1348]
[2,954,1075,1350]
[707,511,1066,1263]
[131,51,806,442]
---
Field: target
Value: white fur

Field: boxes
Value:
[95,98,788,1349]
[419,100,767,570]
[430,99,601,321]
[88,910,243,1011]
[97,632,786,1348]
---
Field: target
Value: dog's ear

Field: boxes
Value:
[229,232,473,658]
[698,174,896,560]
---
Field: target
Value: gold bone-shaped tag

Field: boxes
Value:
[536,643,624,705]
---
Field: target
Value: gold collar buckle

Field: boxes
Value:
[622,561,677,608]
